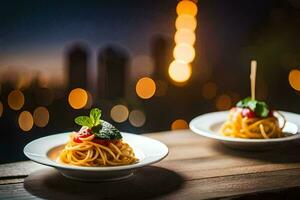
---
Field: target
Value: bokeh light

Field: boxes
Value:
[176,0,198,17]
[175,15,197,31]
[202,82,217,99]
[110,104,129,123]
[129,110,146,127]
[216,94,232,110]
[135,77,156,99]
[68,88,88,109]
[289,69,300,91]
[173,44,195,63]
[33,106,50,127]
[175,29,196,45]
[18,111,33,132]
[0,102,3,117]
[171,119,189,130]
[8,90,25,110]
[169,1,197,85]
[168,60,192,83]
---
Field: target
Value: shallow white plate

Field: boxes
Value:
[190,111,300,150]
[24,132,168,182]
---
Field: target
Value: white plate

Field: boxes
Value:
[24,132,168,182]
[190,111,300,151]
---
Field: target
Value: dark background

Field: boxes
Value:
[0,0,299,163]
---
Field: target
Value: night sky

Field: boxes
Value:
[0,0,298,86]
[0,0,175,84]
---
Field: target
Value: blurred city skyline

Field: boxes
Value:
[0,0,300,163]
[0,0,176,88]
[2,0,297,88]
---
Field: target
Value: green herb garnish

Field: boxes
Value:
[236,97,270,118]
[75,108,122,140]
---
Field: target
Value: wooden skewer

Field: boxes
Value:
[250,60,257,100]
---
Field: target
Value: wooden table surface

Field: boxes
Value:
[1,130,300,200]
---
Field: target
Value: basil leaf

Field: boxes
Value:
[90,108,101,126]
[236,97,252,108]
[247,100,257,111]
[74,108,121,140]
[255,102,269,118]
[75,116,93,128]
[92,120,122,140]
[91,125,110,139]
[236,97,270,118]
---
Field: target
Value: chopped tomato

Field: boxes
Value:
[73,129,93,143]
[268,110,274,117]
[73,136,83,143]
[78,132,93,138]
[241,108,256,118]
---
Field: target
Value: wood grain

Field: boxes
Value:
[0,161,46,178]
[1,130,300,200]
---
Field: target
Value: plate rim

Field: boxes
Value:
[189,110,300,143]
[24,132,169,171]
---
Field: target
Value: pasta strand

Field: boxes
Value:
[59,133,137,166]
[220,109,285,139]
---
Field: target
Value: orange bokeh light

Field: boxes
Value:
[168,60,192,83]
[173,44,195,63]
[68,88,88,109]
[8,90,25,110]
[289,69,300,91]
[175,14,197,31]
[33,106,50,127]
[171,119,189,130]
[18,111,33,132]
[175,29,196,45]
[216,95,232,111]
[135,77,156,99]
[176,0,198,17]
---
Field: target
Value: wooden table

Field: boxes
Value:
[1,130,300,199]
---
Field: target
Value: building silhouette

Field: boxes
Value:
[66,43,89,90]
[150,35,172,81]
[97,45,129,100]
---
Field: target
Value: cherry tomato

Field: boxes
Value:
[268,110,274,117]
[241,108,256,118]
[73,136,83,143]
[78,132,93,138]
[73,129,93,143]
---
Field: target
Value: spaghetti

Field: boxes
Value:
[59,128,137,166]
[58,108,137,167]
[221,107,286,139]
[221,62,286,139]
